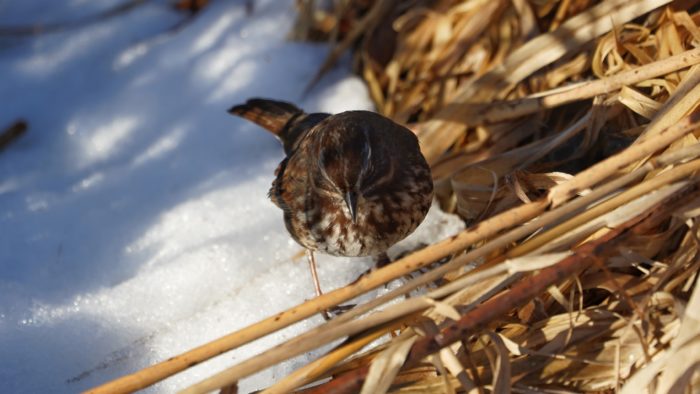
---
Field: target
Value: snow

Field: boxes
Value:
[0,1,465,393]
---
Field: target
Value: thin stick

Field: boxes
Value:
[471,47,700,124]
[639,65,700,139]
[261,318,414,394]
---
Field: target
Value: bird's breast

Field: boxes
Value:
[286,190,431,257]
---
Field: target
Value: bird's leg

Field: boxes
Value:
[306,250,332,320]
[306,250,355,320]
[307,249,324,299]
[376,252,391,268]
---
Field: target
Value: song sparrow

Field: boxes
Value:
[229,98,433,308]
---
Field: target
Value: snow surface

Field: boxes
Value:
[0,0,465,392]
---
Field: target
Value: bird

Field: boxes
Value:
[229,98,434,316]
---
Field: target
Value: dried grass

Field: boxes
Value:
[87,1,700,393]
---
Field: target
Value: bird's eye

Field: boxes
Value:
[318,150,343,192]
[319,150,335,172]
[357,137,372,187]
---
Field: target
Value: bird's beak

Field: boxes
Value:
[345,191,358,223]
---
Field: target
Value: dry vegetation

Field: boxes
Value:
[89,0,700,393]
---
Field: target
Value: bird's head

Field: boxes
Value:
[314,113,394,223]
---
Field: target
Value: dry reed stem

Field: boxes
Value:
[261,319,406,394]
[470,47,700,124]
[639,65,700,140]
[623,256,700,392]
[361,335,419,394]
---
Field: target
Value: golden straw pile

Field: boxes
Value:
[89,0,700,393]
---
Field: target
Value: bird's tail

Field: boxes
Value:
[229,98,328,154]
[229,98,303,137]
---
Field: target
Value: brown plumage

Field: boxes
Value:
[229,98,433,311]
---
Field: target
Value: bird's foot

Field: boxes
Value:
[321,304,356,321]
